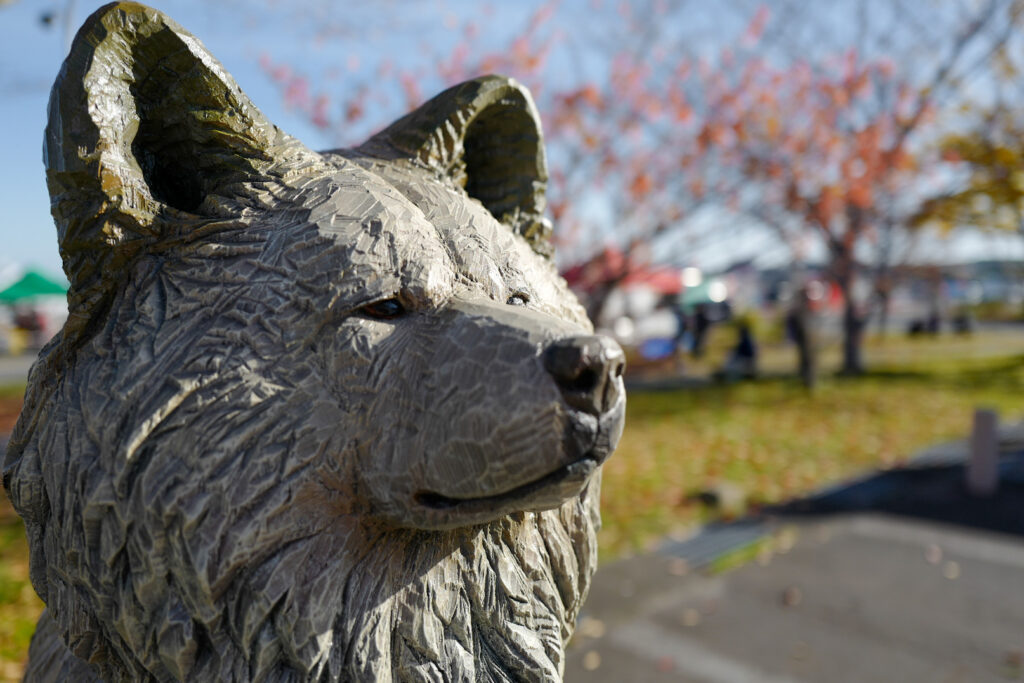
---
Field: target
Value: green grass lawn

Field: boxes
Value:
[0,487,41,681]
[599,351,1024,557]
[0,333,1023,677]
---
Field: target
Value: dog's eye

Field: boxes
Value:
[507,292,529,306]
[360,298,406,320]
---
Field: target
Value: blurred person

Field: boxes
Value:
[719,316,758,380]
[786,286,816,388]
[14,306,45,351]
[691,303,710,358]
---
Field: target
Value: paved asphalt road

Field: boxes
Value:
[565,445,1024,682]
[565,514,1024,682]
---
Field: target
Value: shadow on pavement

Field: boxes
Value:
[770,448,1024,538]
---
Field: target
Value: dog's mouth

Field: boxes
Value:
[406,392,625,527]
[414,452,601,512]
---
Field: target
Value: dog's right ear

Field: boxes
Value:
[46,2,326,321]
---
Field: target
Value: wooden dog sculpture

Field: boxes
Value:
[4,3,626,680]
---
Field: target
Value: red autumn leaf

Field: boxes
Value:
[630,171,653,199]
[344,99,364,123]
[848,182,872,208]
[742,6,770,47]
[311,94,331,129]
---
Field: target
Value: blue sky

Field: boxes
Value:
[1,0,1020,284]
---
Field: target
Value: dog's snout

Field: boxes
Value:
[543,335,625,414]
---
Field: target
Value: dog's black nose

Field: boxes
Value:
[543,335,625,415]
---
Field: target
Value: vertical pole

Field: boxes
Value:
[966,408,999,497]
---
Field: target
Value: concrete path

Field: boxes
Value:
[566,442,1024,682]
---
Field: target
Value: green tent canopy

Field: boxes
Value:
[0,270,68,303]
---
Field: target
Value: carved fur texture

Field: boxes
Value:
[3,3,625,682]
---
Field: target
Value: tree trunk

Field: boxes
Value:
[585,284,613,327]
[875,289,890,339]
[831,235,865,376]
[796,326,816,389]
[840,287,865,375]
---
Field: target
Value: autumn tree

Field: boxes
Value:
[714,53,927,373]
[718,0,1024,373]
[911,0,1024,236]
[912,104,1024,237]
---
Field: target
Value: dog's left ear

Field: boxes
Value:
[360,76,553,257]
[45,2,327,319]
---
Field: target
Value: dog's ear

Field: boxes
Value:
[46,1,325,318]
[360,76,554,257]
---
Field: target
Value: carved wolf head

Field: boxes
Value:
[3,3,625,681]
